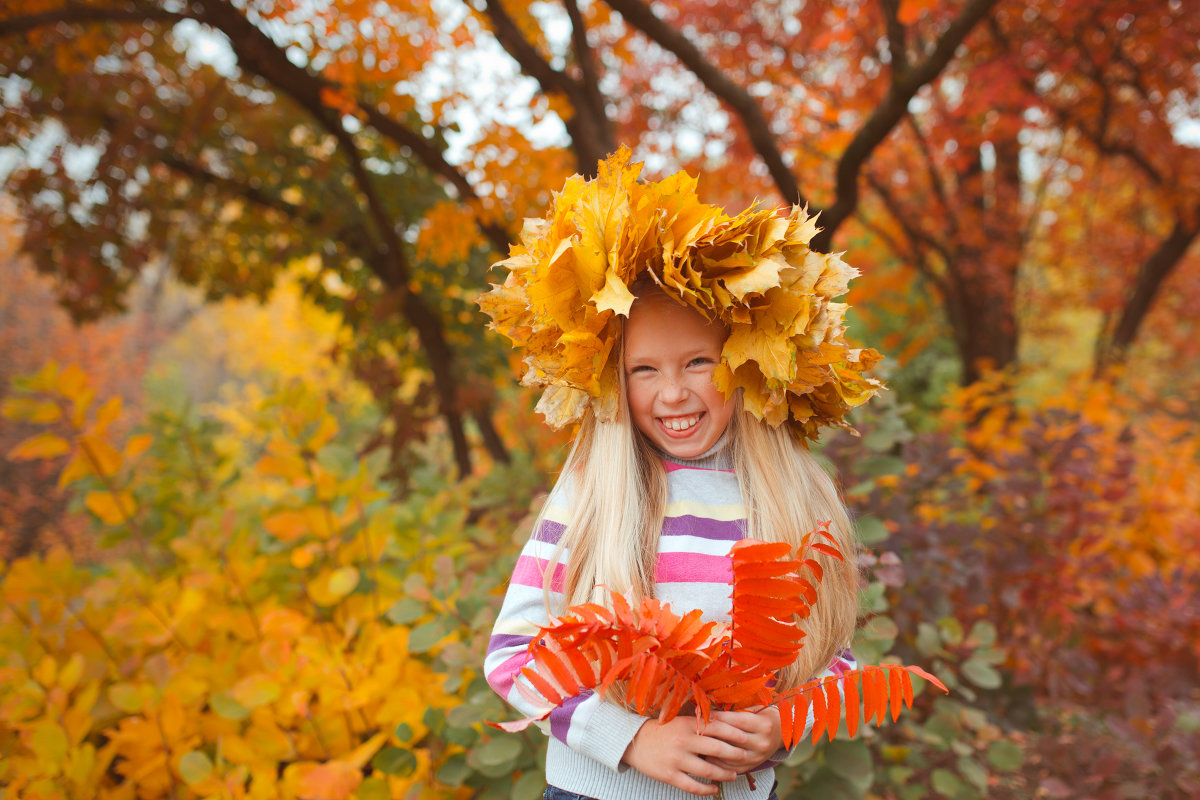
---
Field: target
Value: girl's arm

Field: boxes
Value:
[483,480,648,772]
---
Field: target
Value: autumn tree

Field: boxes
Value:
[2,0,1197,464]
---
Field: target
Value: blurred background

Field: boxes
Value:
[1,1,1198,798]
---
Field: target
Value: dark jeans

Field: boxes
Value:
[544,781,779,800]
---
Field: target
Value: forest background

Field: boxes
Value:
[1,1,1198,798]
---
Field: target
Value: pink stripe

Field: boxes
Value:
[488,651,531,697]
[511,555,566,592]
[655,552,731,583]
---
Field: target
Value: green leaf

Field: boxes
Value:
[790,766,864,800]
[386,597,425,625]
[931,768,964,797]
[956,756,988,791]
[937,617,964,647]
[856,456,906,478]
[447,704,483,728]
[210,690,251,720]
[372,747,417,777]
[966,620,997,647]
[854,517,888,545]
[179,751,214,785]
[916,622,942,656]
[960,658,1002,690]
[513,771,546,800]
[473,736,522,768]
[986,740,1023,771]
[407,619,446,653]
[436,753,470,786]
[393,722,413,742]
[824,740,872,789]
[857,582,887,614]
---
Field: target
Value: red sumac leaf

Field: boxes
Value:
[520,667,563,705]
[824,676,841,740]
[845,673,860,738]
[809,542,844,560]
[889,666,903,722]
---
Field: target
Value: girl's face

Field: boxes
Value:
[623,295,735,459]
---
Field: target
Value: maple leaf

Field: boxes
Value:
[478,148,884,438]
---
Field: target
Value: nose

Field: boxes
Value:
[660,375,688,403]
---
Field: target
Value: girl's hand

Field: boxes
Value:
[703,707,783,773]
[622,716,749,796]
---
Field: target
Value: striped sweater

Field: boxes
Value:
[484,442,856,800]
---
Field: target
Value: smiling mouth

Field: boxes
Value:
[660,413,702,432]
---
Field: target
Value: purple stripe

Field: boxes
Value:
[661,515,745,541]
[533,520,565,545]
[488,633,532,654]
[550,691,591,743]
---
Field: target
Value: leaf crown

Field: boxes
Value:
[477,147,884,440]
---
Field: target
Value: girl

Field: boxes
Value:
[480,150,880,800]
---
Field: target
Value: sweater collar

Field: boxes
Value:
[655,427,734,470]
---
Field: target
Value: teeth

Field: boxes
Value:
[664,415,700,431]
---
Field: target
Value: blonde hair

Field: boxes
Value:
[534,298,860,690]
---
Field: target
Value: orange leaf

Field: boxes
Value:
[809,681,828,744]
[823,677,841,740]
[520,666,563,705]
[889,666,903,722]
[809,542,844,560]
[296,761,361,800]
[844,673,860,738]
[904,664,949,694]
[8,433,70,460]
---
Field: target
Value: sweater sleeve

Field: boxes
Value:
[483,475,648,772]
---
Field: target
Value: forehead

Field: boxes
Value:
[624,295,725,354]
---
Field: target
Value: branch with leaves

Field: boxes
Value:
[490,526,946,756]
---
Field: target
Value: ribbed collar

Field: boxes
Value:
[656,427,734,470]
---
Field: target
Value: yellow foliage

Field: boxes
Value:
[0,363,493,798]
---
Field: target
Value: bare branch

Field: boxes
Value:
[879,0,910,74]
[603,0,806,209]
[814,0,1002,251]
[0,8,187,36]
[1099,218,1199,369]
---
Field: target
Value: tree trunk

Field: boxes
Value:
[1095,219,1198,373]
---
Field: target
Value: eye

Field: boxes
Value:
[688,357,714,368]
[628,364,655,374]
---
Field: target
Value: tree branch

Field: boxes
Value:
[1098,218,1199,370]
[482,0,613,171]
[603,0,806,209]
[813,0,1001,251]
[564,0,609,133]
[0,8,187,37]
[879,0,910,74]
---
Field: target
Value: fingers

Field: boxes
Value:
[711,710,771,734]
[623,717,743,794]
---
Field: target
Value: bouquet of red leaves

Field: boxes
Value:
[491,523,946,750]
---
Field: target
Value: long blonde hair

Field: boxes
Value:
[534,309,860,689]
